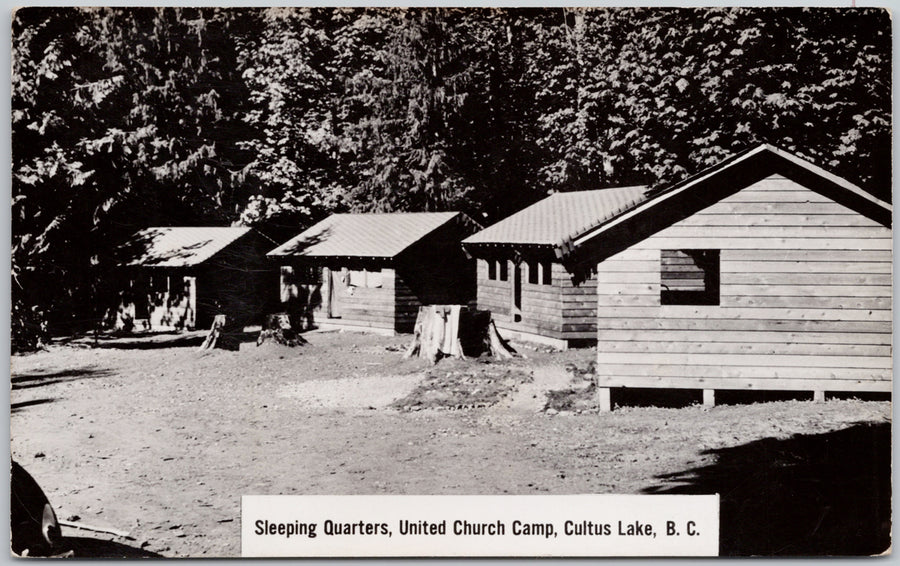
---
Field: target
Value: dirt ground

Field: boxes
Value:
[10,330,891,557]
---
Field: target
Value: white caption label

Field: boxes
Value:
[242,494,718,557]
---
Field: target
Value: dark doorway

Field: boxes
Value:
[133,275,149,319]
[513,262,523,322]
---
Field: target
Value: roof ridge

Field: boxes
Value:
[268,211,471,258]
[330,211,460,216]
[571,144,891,250]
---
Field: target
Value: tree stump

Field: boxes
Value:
[256,313,307,347]
[404,306,516,363]
[198,314,240,351]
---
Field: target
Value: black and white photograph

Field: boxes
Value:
[9,6,892,558]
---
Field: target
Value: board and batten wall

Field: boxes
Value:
[476,259,597,347]
[594,174,892,402]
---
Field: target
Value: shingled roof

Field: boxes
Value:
[268,212,469,259]
[119,227,252,267]
[462,186,648,255]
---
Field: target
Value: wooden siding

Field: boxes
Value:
[394,266,474,333]
[476,258,511,317]
[116,232,277,332]
[393,220,477,333]
[595,174,892,393]
[327,266,396,331]
[116,273,197,331]
[477,259,598,342]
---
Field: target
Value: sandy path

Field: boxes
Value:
[498,364,573,412]
[278,374,423,409]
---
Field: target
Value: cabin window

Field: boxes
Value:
[660,249,720,305]
[499,260,508,282]
[541,261,552,285]
[366,269,383,288]
[527,261,539,284]
[348,268,383,288]
[487,260,497,280]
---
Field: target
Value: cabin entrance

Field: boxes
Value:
[324,267,342,318]
[512,262,523,322]
[133,273,150,320]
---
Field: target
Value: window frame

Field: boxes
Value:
[527,260,539,285]
[541,260,552,285]
[660,249,720,306]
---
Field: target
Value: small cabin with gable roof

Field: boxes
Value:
[268,212,480,335]
[462,186,648,350]
[567,144,892,408]
[116,226,278,331]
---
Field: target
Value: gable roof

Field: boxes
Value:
[119,227,252,267]
[571,144,892,252]
[462,186,648,255]
[268,212,470,259]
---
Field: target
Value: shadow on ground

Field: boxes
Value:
[51,329,262,350]
[644,422,890,556]
[11,398,55,413]
[61,536,162,558]
[11,367,113,391]
[611,388,891,409]
[612,387,702,408]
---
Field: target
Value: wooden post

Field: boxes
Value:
[703,389,715,407]
[322,267,332,318]
[813,390,826,403]
[598,387,611,412]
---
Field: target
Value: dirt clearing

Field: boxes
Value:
[10,331,890,557]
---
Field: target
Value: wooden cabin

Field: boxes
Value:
[462,186,648,349]
[116,227,278,331]
[566,144,891,407]
[267,212,480,335]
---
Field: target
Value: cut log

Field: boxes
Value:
[198,314,240,351]
[256,313,307,347]
[58,520,133,540]
[404,306,516,363]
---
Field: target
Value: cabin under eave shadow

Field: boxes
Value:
[114,227,278,332]
[462,186,648,350]
[268,212,481,335]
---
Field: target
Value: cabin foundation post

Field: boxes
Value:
[598,387,612,412]
[813,390,826,403]
[702,389,715,407]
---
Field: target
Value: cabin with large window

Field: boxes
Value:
[115,227,278,331]
[268,212,480,335]
[462,186,648,349]
[570,144,892,407]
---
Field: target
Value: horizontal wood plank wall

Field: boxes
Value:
[331,267,396,331]
[515,261,560,336]
[148,274,196,330]
[555,262,598,339]
[478,259,598,342]
[477,258,511,319]
[393,273,421,333]
[394,265,473,333]
[595,174,893,393]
